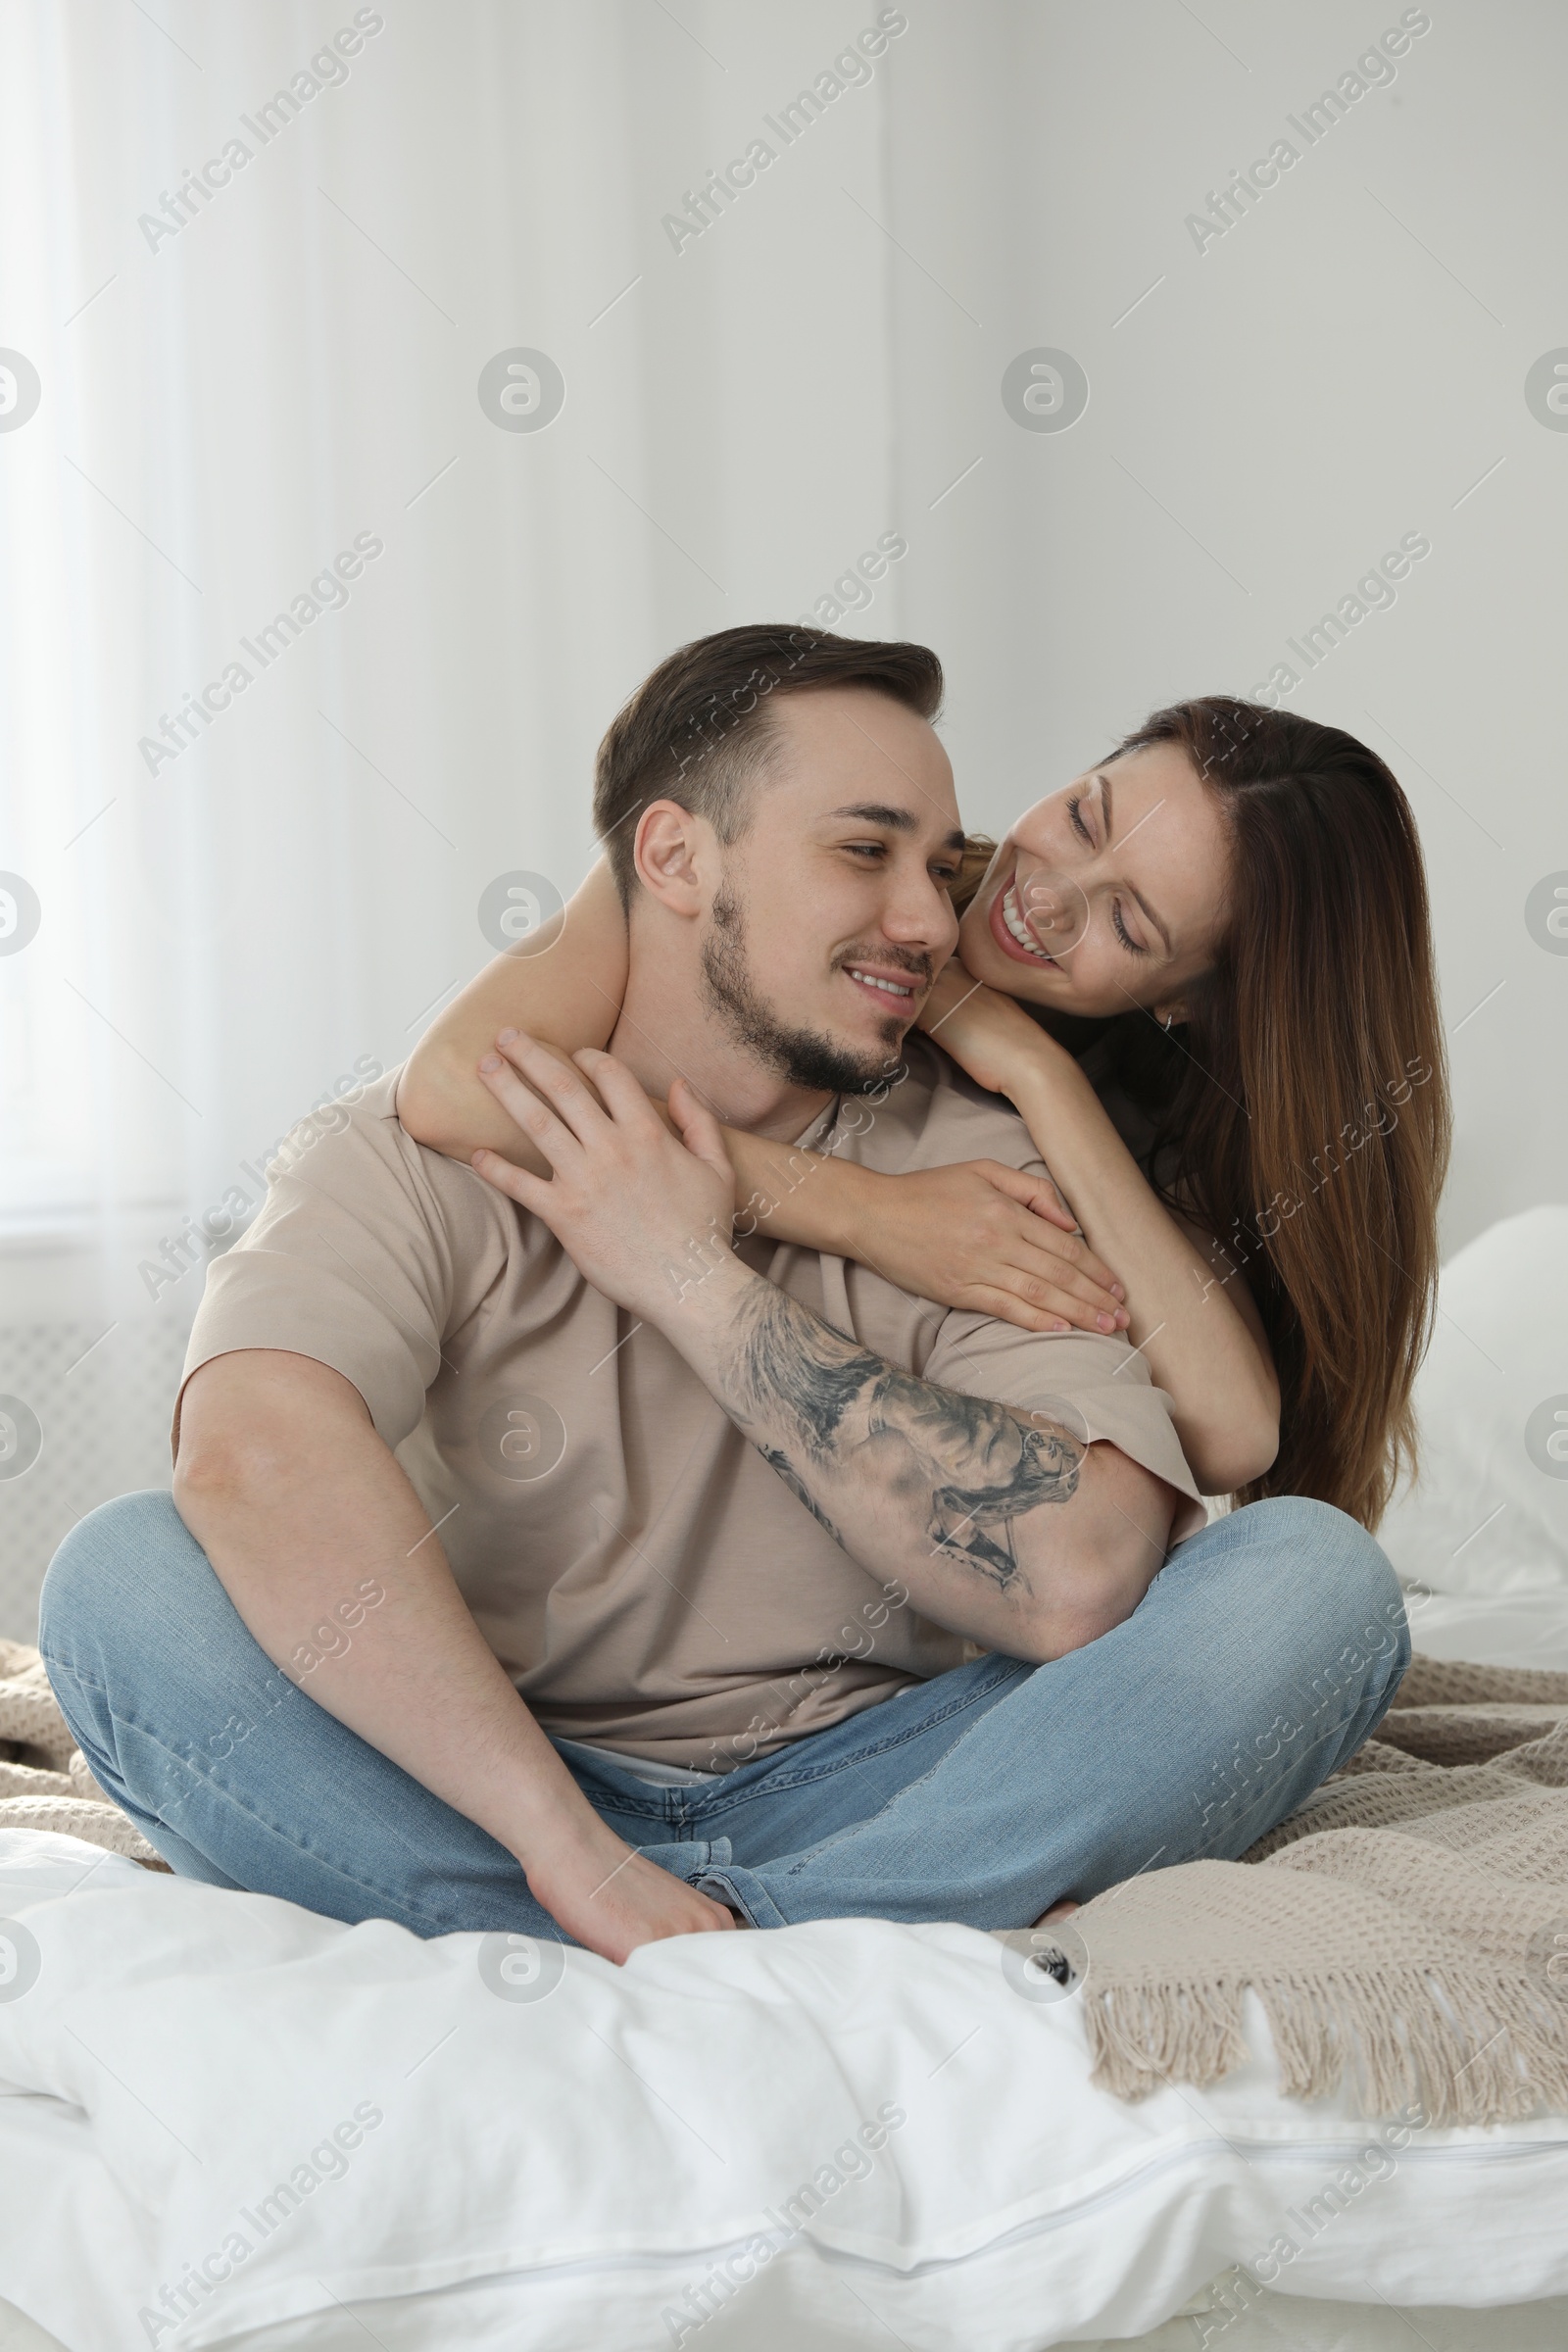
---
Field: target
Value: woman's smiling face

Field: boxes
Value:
[957,742,1235,1020]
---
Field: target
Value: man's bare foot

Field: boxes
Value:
[982,1897,1082,1943]
[1031,1897,1081,1931]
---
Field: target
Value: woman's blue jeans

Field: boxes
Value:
[38,1490,1408,1938]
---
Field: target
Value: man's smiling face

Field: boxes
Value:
[698,685,963,1093]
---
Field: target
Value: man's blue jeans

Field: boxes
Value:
[38,1490,1408,1938]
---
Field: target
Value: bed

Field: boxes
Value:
[2,1212,1565,2351]
[0,1795,1565,2349]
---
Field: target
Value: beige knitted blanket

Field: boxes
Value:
[1062,1652,1568,2126]
[5,1640,1567,2123]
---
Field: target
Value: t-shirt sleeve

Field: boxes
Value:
[177,1084,499,1454]
[922,1311,1206,1542]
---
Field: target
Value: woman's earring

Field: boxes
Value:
[1160,1011,1174,1032]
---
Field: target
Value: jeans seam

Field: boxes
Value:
[693,1865,785,1932]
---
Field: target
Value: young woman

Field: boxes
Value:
[398,697,1449,1527]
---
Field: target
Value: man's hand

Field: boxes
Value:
[471,1031,739,1325]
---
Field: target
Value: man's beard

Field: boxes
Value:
[699,882,919,1096]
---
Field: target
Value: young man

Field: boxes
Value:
[41,628,1407,1960]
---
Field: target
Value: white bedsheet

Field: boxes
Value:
[1,1826,1564,2352]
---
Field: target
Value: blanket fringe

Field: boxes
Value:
[1084,1962,1568,2125]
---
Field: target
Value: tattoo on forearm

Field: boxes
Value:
[730,1289,1082,1591]
[760,1446,845,1546]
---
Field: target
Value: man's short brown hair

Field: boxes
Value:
[592,624,945,907]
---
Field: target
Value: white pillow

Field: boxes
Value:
[1376,1206,1568,1596]
[1396,1589,1568,1671]
[2,1836,1567,2351]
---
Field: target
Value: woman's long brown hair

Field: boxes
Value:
[959,698,1450,1530]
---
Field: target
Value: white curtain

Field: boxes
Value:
[1,0,929,1224]
[1,0,1562,1630]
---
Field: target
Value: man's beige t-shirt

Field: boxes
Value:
[180,1039,1203,1770]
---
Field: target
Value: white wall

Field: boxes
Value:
[884,0,1568,1258]
[1,0,1564,1630]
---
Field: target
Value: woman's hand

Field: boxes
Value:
[849,1160,1127,1335]
[916,961,1070,1096]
